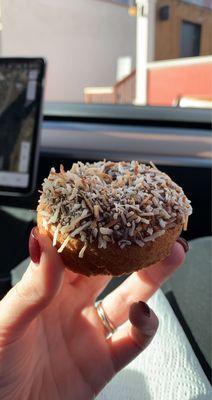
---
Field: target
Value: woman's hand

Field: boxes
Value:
[0,228,187,400]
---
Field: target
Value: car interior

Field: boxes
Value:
[0,0,211,396]
[1,96,211,381]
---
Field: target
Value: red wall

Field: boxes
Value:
[147,63,212,106]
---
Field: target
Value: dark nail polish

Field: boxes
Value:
[29,227,41,264]
[138,301,151,317]
[129,301,157,335]
[176,237,189,253]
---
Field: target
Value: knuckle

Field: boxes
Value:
[117,286,133,307]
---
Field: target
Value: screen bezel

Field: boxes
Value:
[0,57,46,196]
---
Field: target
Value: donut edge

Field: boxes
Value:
[37,212,182,276]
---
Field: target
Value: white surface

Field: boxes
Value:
[1,0,136,102]
[0,171,29,187]
[135,0,156,105]
[18,141,30,173]
[147,55,212,69]
[97,289,211,400]
[116,56,132,82]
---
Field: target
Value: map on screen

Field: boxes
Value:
[0,60,41,189]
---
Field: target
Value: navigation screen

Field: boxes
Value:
[0,59,43,190]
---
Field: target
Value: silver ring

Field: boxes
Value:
[95,301,116,338]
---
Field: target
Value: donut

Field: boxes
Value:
[37,161,192,276]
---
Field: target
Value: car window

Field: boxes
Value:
[0,0,211,108]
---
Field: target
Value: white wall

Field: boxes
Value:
[135,0,156,105]
[1,0,136,102]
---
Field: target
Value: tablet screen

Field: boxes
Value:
[0,58,45,195]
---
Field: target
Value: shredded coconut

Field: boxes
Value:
[38,160,192,257]
[42,218,48,230]
[143,230,166,242]
[57,235,71,253]
[53,224,60,246]
[100,227,113,235]
[79,242,87,258]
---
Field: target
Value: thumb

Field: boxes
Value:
[0,227,64,343]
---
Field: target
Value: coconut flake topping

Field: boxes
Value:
[38,160,192,257]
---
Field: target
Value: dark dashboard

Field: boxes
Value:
[1,104,211,240]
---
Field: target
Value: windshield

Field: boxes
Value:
[0,0,211,108]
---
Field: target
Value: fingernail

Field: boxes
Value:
[138,301,151,317]
[176,237,189,253]
[129,301,157,335]
[29,227,41,264]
